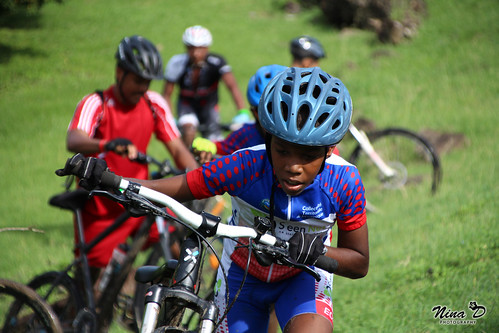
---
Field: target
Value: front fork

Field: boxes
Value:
[139,233,219,333]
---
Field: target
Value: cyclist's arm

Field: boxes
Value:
[221,72,246,110]
[326,223,369,279]
[129,173,196,204]
[163,137,199,171]
[67,129,103,155]
[162,81,176,114]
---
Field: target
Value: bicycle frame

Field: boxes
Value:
[348,124,396,178]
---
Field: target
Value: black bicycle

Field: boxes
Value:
[11,153,186,333]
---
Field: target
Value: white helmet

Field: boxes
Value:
[182,25,212,47]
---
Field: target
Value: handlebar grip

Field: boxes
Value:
[315,255,338,273]
[101,171,122,189]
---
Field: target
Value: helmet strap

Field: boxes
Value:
[264,133,273,168]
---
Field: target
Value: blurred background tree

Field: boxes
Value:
[276,0,428,43]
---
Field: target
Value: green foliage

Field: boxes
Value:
[0,0,497,332]
[0,0,62,15]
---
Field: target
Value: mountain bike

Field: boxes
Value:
[0,278,63,333]
[11,153,187,333]
[63,169,339,333]
[345,123,442,211]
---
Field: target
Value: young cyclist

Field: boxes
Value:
[162,25,247,148]
[58,67,369,333]
[192,64,340,164]
[290,35,326,68]
[66,35,198,274]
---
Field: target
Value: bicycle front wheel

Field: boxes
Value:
[348,128,442,210]
[27,271,87,332]
[0,278,63,333]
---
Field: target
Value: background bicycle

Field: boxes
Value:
[11,153,195,333]
[337,122,442,212]
[0,278,63,333]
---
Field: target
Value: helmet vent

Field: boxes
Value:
[266,101,273,115]
[319,74,328,83]
[301,71,312,78]
[326,96,337,105]
[280,101,289,121]
[312,86,321,99]
[299,82,308,95]
[332,119,341,130]
[332,87,339,94]
[282,84,292,94]
[316,113,329,127]
[297,104,310,130]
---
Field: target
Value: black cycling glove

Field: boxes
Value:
[104,138,133,153]
[288,231,327,266]
[56,153,109,190]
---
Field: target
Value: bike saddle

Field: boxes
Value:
[49,188,89,211]
[135,260,179,284]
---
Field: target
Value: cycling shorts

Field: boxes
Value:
[213,262,334,332]
[177,102,223,141]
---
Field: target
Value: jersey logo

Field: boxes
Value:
[301,203,325,219]
[260,198,270,211]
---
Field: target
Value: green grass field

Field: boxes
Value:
[0,0,497,331]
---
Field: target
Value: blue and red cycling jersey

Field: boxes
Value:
[187,144,366,283]
[215,123,264,155]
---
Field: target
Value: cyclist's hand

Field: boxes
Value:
[55,153,86,177]
[104,138,137,159]
[56,153,109,190]
[192,137,216,164]
[288,231,327,266]
[232,109,251,125]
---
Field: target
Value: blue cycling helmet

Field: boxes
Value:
[246,64,287,107]
[258,67,352,146]
[115,35,163,80]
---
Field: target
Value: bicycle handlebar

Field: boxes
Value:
[99,170,338,274]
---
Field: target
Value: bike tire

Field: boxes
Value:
[26,271,87,332]
[348,128,442,209]
[0,278,63,333]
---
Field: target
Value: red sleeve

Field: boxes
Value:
[68,93,104,137]
[337,211,366,231]
[186,168,213,199]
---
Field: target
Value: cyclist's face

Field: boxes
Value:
[270,136,334,196]
[187,46,209,65]
[116,68,151,105]
[292,57,320,68]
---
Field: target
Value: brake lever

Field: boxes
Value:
[123,190,166,217]
[89,189,131,206]
[251,243,322,281]
[89,189,166,218]
[278,256,321,282]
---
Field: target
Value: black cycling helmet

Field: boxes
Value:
[290,35,326,60]
[115,35,163,80]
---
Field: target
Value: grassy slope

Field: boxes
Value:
[0,0,497,331]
